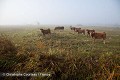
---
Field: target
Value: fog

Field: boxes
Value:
[0,0,120,27]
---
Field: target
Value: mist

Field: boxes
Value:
[0,0,120,26]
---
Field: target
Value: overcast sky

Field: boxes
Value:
[0,0,120,25]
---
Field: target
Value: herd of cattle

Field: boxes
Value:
[40,26,106,44]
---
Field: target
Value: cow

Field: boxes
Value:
[40,29,51,36]
[76,29,85,35]
[91,32,106,44]
[86,29,95,36]
[70,26,76,31]
[74,28,81,32]
[54,26,64,30]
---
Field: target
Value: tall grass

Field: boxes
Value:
[0,27,120,80]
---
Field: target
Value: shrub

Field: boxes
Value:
[0,35,17,56]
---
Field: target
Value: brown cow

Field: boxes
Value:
[86,29,95,36]
[74,28,81,32]
[91,32,106,44]
[70,26,76,31]
[40,29,51,36]
[76,29,85,35]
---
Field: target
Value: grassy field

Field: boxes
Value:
[0,26,120,80]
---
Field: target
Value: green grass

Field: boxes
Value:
[0,26,120,80]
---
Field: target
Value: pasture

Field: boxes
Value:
[0,26,120,80]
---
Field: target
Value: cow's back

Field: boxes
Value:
[91,32,106,39]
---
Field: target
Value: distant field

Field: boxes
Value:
[0,26,120,80]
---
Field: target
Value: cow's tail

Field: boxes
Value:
[48,28,51,34]
[103,32,106,39]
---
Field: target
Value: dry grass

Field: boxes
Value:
[0,26,120,80]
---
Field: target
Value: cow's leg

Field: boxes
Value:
[87,34,88,37]
[88,33,90,36]
[87,33,89,37]
[43,33,45,36]
[84,32,85,35]
[94,38,95,43]
[49,33,51,35]
[103,39,106,44]
[92,38,95,44]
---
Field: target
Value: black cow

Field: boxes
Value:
[54,26,64,30]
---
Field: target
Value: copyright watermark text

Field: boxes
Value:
[0,72,51,77]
